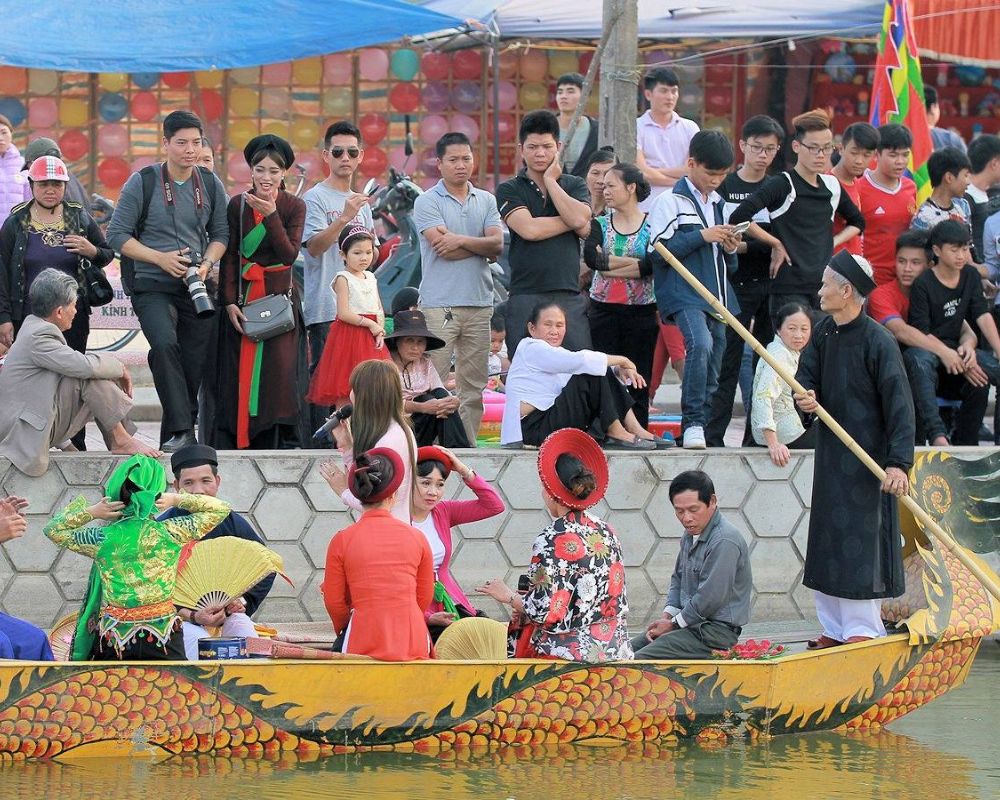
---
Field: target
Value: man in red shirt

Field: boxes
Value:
[857,124,918,286]
[869,228,986,381]
[832,122,878,256]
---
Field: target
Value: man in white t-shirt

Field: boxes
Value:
[636,67,700,211]
[301,121,378,375]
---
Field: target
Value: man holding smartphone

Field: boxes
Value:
[107,110,228,452]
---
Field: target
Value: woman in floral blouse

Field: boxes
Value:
[478,428,632,661]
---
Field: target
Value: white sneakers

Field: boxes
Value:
[683,426,706,450]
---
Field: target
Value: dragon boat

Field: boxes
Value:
[1,450,998,762]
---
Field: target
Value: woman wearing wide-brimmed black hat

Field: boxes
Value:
[386,309,471,448]
[216,135,306,449]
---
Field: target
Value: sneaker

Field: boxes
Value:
[683,426,706,450]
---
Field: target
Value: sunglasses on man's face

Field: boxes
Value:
[329,147,361,159]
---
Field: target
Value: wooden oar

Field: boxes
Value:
[652,240,1000,603]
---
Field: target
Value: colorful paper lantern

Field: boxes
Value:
[548,51,581,79]
[28,70,59,95]
[97,124,129,156]
[261,87,290,116]
[389,82,420,113]
[488,81,517,111]
[451,81,481,114]
[0,67,27,95]
[98,157,131,189]
[99,73,128,92]
[322,90,354,117]
[421,52,451,81]
[132,155,157,172]
[262,62,293,85]
[422,81,450,113]
[450,113,480,143]
[131,72,160,89]
[195,70,224,89]
[291,117,321,151]
[419,114,449,146]
[391,49,420,81]
[323,53,353,85]
[230,67,260,85]
[59,98,89,128]
[498,50,519,79]
[28,98,58,128]
[452,49,483,81]
[358,146,388,179]
[227,152,252,184]
[293,57,323,85]
[419,147,440,178]
[229,87,259,117]
[519,50,549,82]
[97,93,128,122]
[359,112,388,145]
[162,72,190,89]
[59,130,90,162]
[131,91,159,122]
[359,49,390,82]
[227,119,258,149]
[0,99,26,127]
[519,82,548,110]
[196,88,223,122]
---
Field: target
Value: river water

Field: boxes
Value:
[3,645,998,800]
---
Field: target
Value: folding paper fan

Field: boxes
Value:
[173,536,287,611]
[434,617,508,660]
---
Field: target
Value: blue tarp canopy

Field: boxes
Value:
[0,0,463,72]
[422,0,884,39]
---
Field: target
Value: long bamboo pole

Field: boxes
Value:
[652,240,1000,603]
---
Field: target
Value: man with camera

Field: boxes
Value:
[107,110,228,452]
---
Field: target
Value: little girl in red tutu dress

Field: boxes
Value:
[307,226,390,409]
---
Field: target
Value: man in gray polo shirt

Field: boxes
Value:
[632,470,752,659]
[413,132,503,443]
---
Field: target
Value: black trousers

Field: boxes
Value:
[706,280,772,447]
[588,301,657,427]
[520,369,633,446]
[131,287,212,444]
[411,388,472,448]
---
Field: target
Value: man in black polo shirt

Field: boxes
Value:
[496,110,593,355]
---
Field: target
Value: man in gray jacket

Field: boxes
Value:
[632,470,752,659]
[0,270,156,476]
[107,110,228,452]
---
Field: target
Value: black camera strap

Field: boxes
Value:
[160,162,208,258]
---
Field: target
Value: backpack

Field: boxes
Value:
[118,164,221,295]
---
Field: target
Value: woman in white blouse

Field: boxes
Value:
[751,303,815,466]
[500,302,670,449]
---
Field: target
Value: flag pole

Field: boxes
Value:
[652,240,1000,602]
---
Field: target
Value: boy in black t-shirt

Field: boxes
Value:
[906,220,1000,445]
[705,115,784,447]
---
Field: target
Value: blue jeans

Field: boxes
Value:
[672,308,726,430]
[903,347,1000,444]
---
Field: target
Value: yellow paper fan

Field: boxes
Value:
[174,536,286,611]
[434,617,508,660]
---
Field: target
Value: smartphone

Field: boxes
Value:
[732,220,752,235]
[516,574,530,593]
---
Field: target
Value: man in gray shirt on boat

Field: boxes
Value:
[632,470,752,659]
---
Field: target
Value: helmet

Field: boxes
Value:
[27,155,70,182]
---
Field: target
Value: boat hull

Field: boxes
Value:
[0,632,982,761]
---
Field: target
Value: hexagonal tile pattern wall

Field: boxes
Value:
[496,458,545,510]
[252,487,313,541]
[301,512,354,568]
[700,455,755,507]
[4,518,62,571]
[3,468,67,515]
[497,511,551,567]
[2,574,64,628]
[751,539,802,594]
[217,458,265,513]
[604,457,657,509]
[742,482,804,538]
[52,550,95,602]
[604,511,657,566]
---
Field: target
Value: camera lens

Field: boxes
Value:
[184,265,215,318]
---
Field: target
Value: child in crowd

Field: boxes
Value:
[307,226,389,409]
[856,123,918,286]
[487,308,509,391]
[648,130,741,449]
[907,220,1000,445]
[751,303,814,466]
[387,309,470,448]
[912,148,973,233]
[831,122,879,257]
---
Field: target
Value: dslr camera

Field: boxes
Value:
[183,250,215,318]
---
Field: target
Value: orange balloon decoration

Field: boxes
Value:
[162,72,190,89]
[98,157,131,189]
[59,130,90,162]
[0,67,27,95]
[519,50,549,82]
[131,91,159,122]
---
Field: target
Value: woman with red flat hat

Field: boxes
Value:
[322,447,435,661]
[478,428,632,661]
